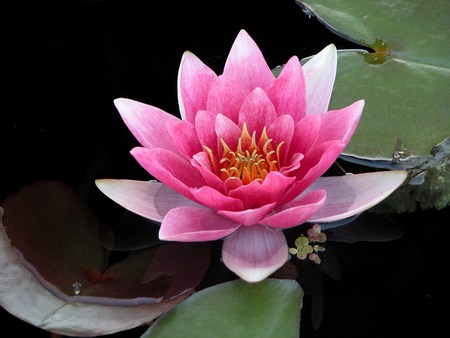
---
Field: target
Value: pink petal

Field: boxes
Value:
[215,114,242,155]
[280,153,304,175]
[114,98,180,153]
[296,140,346,181]
[267,55,306,120]
[225,177,243,192]
[302,44,337,116]
[131,147,204,200]
[280,141,345,204]
[238,88,278,133]
[165,119,202,158]
[191,152,227,193]
[261,189,326,228]
[218,203,276,225]
[95,179,198,221]
[227,180,260,207]
[228,172,295,209]
[222,224,289,283]
[306,171,408,223]
[267,114,295,164]
[195,110,218,150]
[159,207,240,241]
[254,172,296,207]
[191,151,215,172]
[191,186,244,212]
[286,115,321,160]
[223,29,274,94]
[207,75,247,123]
[316,100,364,145]
[178,52,217,123]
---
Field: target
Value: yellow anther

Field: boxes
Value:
[208,122,284,185]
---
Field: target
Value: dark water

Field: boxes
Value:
[2,1,448,337]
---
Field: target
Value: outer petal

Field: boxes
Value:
[95,179,199,222]
[114,98,181,153]
[302,44,337,116]
[261,189,326,228]
[178,52,217,123]
[222,224,289,283]
[316,100,364,145]
[131,147,204,200]
[223,29,274,94]
[306,171,408,223]
[267,55,306,120]
[159,207,240,241]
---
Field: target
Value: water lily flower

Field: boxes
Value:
[96,29,407,283]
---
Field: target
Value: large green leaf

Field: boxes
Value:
[141,278,303,338]
[296,0,450,211]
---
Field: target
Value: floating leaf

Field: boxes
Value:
[0,180,211,336]
[141,278,303,338]
[295,0,450,211]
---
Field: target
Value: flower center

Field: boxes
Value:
[210,123,284,185]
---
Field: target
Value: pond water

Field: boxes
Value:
[2,1,448,337]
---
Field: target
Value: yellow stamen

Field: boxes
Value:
[213,122,284,185]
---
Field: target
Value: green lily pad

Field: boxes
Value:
[296,0,450,211]
[141,278,303,338]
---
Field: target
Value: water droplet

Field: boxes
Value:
[72,282,82,295]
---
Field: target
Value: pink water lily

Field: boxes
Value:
[96,30,407,283]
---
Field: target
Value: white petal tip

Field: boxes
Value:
[230,263,289,283]
[324,43,337,51]
[222,225,289,283]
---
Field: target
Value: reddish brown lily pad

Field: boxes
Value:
[0,180,211,336]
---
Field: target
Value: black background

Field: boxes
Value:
[2,0,448,337]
